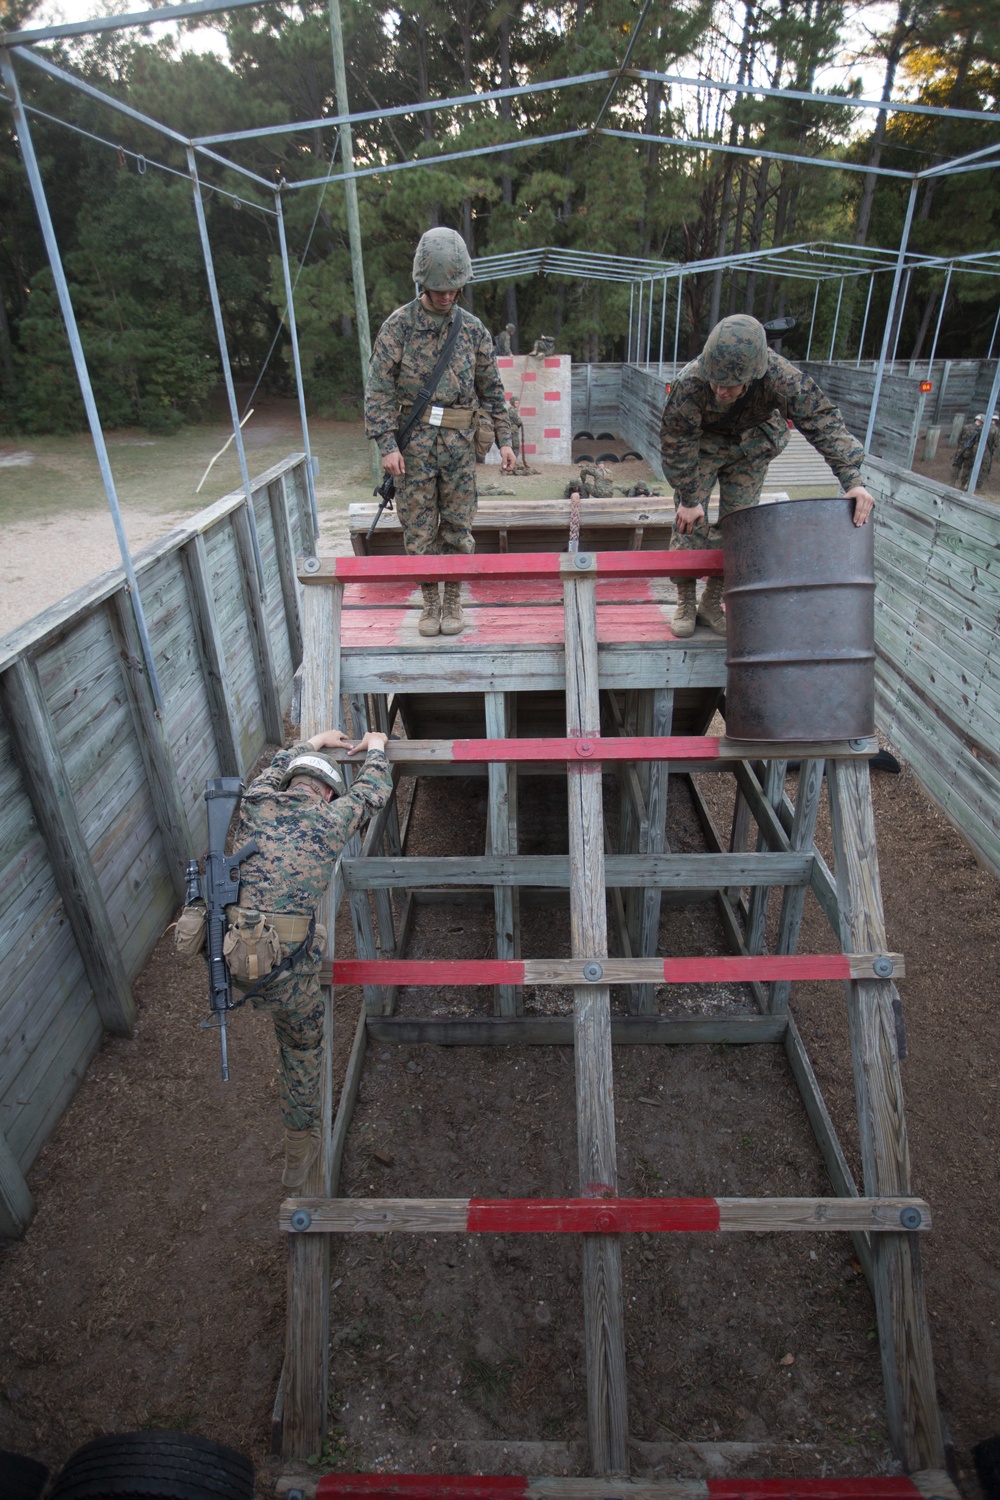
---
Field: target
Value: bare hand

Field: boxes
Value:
[308,728,351,750]
[350,731,388,755]
[499,445,516,474]
[676,502,705,535]
[382,449,406,478]
[845,485,874,526]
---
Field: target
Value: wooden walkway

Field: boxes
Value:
[276,528,950,1496]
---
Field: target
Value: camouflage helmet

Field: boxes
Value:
[701,315,769,386]
[413,228,474,291]
[281,752,346,797]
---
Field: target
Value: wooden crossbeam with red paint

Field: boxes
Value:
[300,548,724,584]
[281,1196,929,1237]
[324,735,878,766]
[323,954,903,987]
[311,1473,928,1497]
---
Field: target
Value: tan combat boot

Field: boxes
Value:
[282,1126,321,1190]
[672,578,697,639]
[417,583,442,637]
[440,581,466,636]
[697,576,727,636]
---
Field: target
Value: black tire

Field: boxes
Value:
[620,450,643,461]
[0,1450,50,1500]
[573,430,594,441]
[596,452,620,463]
[573,452,594,463]
[49,1432,254,1500]
[870,748,901,773]
[595,431,616,441]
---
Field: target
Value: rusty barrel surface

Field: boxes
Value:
[721,496,875,742]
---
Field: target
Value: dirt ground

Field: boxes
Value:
[0,415,998,1497]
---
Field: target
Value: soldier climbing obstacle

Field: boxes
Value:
[228,729,391,1189]
[365,228,515,638]
[660,314,875,638]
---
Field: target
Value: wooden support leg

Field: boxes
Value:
[347,696,391,1016]
[635,688,674,1015]
[745,758,788,953]
[827,758,944,1472]
[725,782,753,906]
[485,692,520,1016]
[769,759,824,1014]
[564,573,628,1478]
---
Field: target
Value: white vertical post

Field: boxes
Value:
[658,276,667,373]
[828,277,845,360]
[673,274,683,370]
[805,281,820,359]
[926,264,952,377]
[856,273,875,367]
[865,178,919,456]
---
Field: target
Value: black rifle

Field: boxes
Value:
[366,308,465,542]
[186,778,258,1082]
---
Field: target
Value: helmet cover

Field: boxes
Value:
[701,315,769,386]
[413,228,474,291]
[281,753,346,797]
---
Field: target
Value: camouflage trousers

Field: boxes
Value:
[395,425,477,557]
[248,951,324,1130]
[669,429,787,557]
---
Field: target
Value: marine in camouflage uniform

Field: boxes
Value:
[233,729,391,1186]
[496,323,515,356]
[951,414,997,489]
[660,314,875,638]
[564,462,614,499]
[366,227,515,638]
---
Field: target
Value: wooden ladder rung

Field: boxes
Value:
[324,953,904,986]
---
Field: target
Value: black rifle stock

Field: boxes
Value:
[191,778,258,1082]
[367,473,395,541]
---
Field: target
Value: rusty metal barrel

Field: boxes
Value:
[721,496,875,742]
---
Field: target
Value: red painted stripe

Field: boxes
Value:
[317,1478,527,1498]
[663,955,850,982]
[543,427,561,438]
[544,357,562,367]
[706,1482,919,1498]
[331,549,722,582]
[522,371,537,381]
[522,444,537,453]
[467,1197,720,1232]
[333,960,524,986]
[496,358,514,368]
[518,405,536,416]
[543,389,561,399]
[449,736,720,762]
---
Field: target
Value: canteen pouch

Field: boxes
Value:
[474,410,496,460]
[174,903,207,959]
[224,911,282,984]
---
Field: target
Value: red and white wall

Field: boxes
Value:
[487,353,573,465]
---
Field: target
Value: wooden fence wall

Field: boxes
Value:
[570,363,623,433]
[867,456,1000,882]
[0,454,313,1238]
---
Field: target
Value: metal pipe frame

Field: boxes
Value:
[988,304,1000,361]
[186,146,268,598]
[3,0,266,46]
[658,276,667,371]
[828,278,845,360]
[926,265,953,375]
[628,283,635,363]
[857,274,875,366]
[890,268,912,366]
[0,47,166,710]
[806,282,819,359]
[274,192,320,546]
[865,180,920,455]
[285,127,591,190]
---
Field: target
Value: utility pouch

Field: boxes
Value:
[224,910,282,984]
[174,903,207,959]
[474,410,496,460]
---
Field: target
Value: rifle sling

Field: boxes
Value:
[396,306,465,454]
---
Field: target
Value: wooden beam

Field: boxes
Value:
[770,759,825,1013]
[564,572,628,1476]
[274,1468,952,1498]
[341,851,814,891]
[0,657,136,1037]
[485,692,520,1016]
[636,688,674,1012]
[0,1125,34,1240]
[300,549,725,585]
[327,954,904,986]
[827,758,943,1472]
[269,477,304,671]
[365,1015,786,1046]
[321,735,878,768]
[181,533,243,778]
[107,590,193,899]
[280,1195,931,1236]
[232,501,284,746]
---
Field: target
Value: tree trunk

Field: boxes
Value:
[855,1,914,246]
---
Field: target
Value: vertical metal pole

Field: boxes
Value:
[865,178,919,455]
[987,301,1000,360]
[627,282,634,363]
[645,279,653,366]
[673,274,683,369]
[890,267,912,366]
[636,281,643,366]
[926,264,952,377]
[857,273,875,367]
[329,0,379,485]
[186,147,268,599]
[966,358,1000,493]
[805,280,819,360]
[828,277,845,360]
[658,276,667,374]
[275,192,320,547]
[1,48,165,711]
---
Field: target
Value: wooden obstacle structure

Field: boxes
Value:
[275,508,953,1497]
